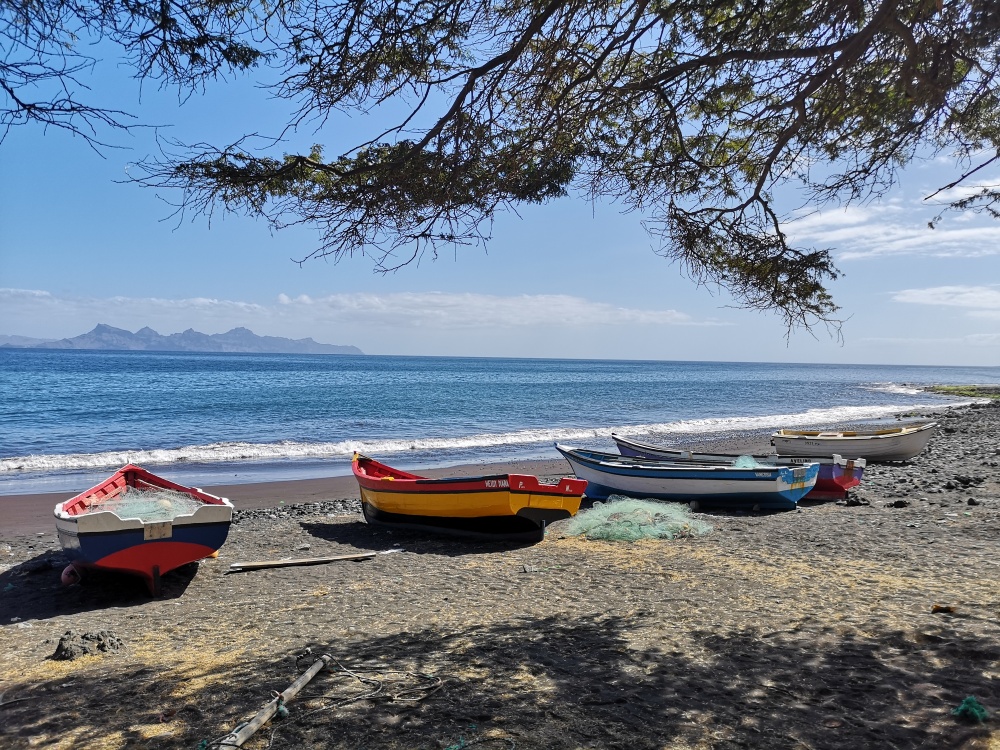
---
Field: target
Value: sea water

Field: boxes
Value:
[1,349,996,495]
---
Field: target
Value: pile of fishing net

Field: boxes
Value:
[732,455,774,468]
[92,486,204,522]
[564,497,712,542]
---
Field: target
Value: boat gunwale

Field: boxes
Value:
[56,463,231,520]
[556,444,820,483]
[611,433,866,468]
[352,453,586,497]
[771,422,937,441]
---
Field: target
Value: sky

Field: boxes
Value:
[2,40,999,366]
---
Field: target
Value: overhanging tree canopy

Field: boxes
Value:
[5,0,1000,328]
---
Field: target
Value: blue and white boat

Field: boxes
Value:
[555,444,819,510]
[611,433,865,500]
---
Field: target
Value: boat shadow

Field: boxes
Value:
[797,496,846,509]
[299,520,542,556]
[0,550,198,623]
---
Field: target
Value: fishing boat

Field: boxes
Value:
[54,464,234,595]
[555,444,819,510]
[352,453,586,541]
[770,422,937,461]
[612,433,866,500]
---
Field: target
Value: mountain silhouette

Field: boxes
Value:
[26,324,363,354]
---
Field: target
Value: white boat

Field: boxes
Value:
[555,444,819,510]
[769,422,937,461]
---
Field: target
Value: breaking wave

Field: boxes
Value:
[0,400,960,475]
[861,382,926,396]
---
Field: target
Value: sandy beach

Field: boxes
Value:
[1,406,998,749]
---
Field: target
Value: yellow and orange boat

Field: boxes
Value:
[352,453,586,541]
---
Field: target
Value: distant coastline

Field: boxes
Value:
[0,324,362,355]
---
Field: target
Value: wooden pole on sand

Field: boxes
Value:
[228,552,376,571]
[218,654,331,747]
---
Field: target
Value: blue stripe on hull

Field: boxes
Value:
[63,523,231,566]
[583,483,799,510]
[556,444,818,510]
[584,465,786,481]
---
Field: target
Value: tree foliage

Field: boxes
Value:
[1,0,269,143]
[5,0,1000,328]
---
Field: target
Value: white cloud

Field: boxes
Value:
[857,333,1000,351]
[926,179,1000,204]
[858,333,1000,347]
[892,285,1000,309]
[890,286,1000,337]
[964,332,1000,344]
[0,288,53,299]
[785,200,1000,261]
[0,288,720,341]
[279,291,709,328]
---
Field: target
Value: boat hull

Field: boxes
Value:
[612,434,865,500]
[770,423,937,461]
[54,465,233,595]
[353,454,585,540]
[557,445,819,510]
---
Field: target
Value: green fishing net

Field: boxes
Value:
[564,497,712,542]
[91,486,204,522]
[733,455,774,468]
[952,695,989,723]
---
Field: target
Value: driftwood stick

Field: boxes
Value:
[219,654,332,747]
[228,552,376,571]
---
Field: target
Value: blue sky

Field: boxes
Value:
[2,46,999,365]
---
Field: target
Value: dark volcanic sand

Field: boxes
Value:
[1,406,998,749]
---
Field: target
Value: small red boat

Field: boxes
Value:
[54,464,234,595]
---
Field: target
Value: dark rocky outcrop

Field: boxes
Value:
[50,630,126,660]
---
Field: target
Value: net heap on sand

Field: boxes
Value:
[89,486,205,522]
[564,497,713,542]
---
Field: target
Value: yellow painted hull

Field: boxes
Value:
[358,484,581,519]
[352,454,586,540]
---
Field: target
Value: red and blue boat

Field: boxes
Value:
[54,464,234,595]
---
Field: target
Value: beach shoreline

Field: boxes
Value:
[2,406,952,535]
[1,405,997,749]
[0,430,792,536]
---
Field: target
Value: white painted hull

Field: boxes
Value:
[556,445,818,509]
[770,423,937,461]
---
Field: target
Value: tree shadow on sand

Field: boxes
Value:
[1,612,996,750]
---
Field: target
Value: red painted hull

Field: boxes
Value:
[55,465,233,595]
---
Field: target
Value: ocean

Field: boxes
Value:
[1,349,996,495]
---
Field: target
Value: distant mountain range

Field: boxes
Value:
[0,325,363,355]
